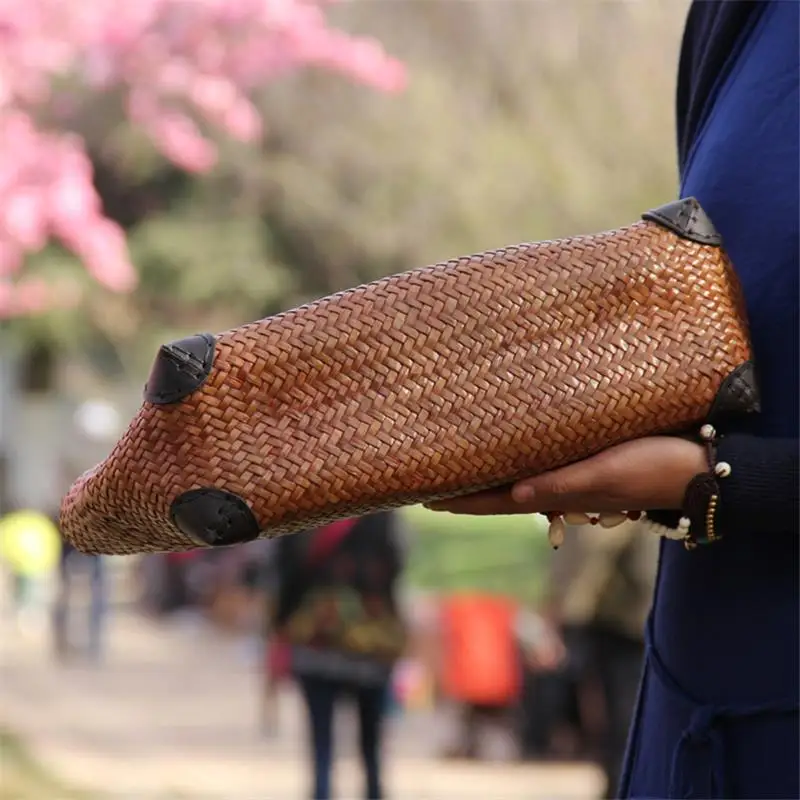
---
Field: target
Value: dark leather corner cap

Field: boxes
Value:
[144,333,216,405]
[642,197,722,246]
[170,488,260,548]
[707,360,761,427]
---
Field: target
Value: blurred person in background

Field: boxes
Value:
[263,615,292,735]
[438,592,521,760]
[246,538,285,734]
[543,521,657,799]
[515,603,581,762]
[52,533,109,664]
[162,550,202,619]
[0,508,60,637]
[272,511,408,800]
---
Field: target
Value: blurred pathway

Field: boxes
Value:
[0,609,602,799]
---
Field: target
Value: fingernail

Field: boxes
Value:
[513,485,535,503]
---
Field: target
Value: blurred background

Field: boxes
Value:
[1,0,688,797]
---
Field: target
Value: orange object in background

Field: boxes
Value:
[439,593,521,707]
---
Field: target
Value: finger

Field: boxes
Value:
[511,455,608,508]
[424,486,515,515]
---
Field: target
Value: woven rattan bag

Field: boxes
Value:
[61,198,760,554]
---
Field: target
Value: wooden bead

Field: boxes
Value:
[548,517,566,549]
[714,461,732,478]
[564,512,591,525]
[599,512,627,528]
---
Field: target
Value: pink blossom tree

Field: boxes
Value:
[0,0,405,317]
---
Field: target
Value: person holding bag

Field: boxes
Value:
[427,3,799,797]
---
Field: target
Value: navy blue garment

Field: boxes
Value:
[675,1,765,174]
[620,2,799,798]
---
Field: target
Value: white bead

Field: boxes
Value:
[678,516,691,532]
[564,512,591,525]
[714,461,732,478]
[548,517,566,549]
[700,424,716,441]
[599,512,627,529]
[641,518,684,540]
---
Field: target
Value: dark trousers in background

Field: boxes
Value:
[564,624,644,800]
[591,628,643,800]
[299,675,387,800]
[457,702,513,759]
[53,551,107,662]
[519,668,583,759]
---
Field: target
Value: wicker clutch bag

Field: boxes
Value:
[61,198,759,555]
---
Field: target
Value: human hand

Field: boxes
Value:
[425,436,707,516]
[526,630,567,673]
[520,613,567,672]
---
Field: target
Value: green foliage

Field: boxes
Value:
[402,506,552,604]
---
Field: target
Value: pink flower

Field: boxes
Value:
[76,218,137,292]
[0,0,406,318]
[3,189,47,250]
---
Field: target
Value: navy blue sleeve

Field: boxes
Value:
[649,435,799,537]
[715,435,799,536]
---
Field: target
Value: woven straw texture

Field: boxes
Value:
[61,217,752,555]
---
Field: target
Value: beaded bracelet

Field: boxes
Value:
[544,424,731,551]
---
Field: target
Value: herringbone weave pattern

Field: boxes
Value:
[61,219,752,554]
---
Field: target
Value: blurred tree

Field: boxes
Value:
[5,0,690,383]
[252,0,687,286]
[0,0,405,318]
